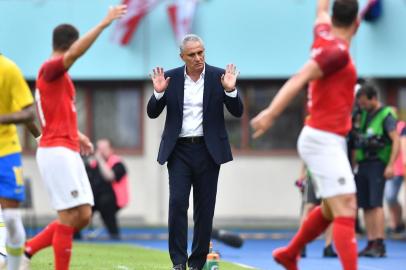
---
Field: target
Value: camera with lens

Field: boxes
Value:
[354,134,386,150]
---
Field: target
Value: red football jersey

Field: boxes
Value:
[306,23,357,136]
[35,56,80,152]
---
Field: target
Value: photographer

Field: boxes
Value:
[353,83,399,257]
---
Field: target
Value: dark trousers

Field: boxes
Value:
[93,193,121,239]
[167,141,220,269]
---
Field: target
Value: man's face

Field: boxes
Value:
[357,95,376,112]
[180,41,205,74]
[96,140,111,159]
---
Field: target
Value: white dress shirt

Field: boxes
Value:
[154,65,238,137]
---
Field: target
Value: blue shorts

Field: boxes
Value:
[0,153,25,202]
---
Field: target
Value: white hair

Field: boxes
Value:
[179,34,204,53]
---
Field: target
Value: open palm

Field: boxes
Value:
[221,64,239,91]
[151,67,170,93]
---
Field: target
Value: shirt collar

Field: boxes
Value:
[184,65,205,79]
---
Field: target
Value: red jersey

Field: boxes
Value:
[306,23,357,136]
[35,56,80,152]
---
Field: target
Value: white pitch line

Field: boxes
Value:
[233,262,257,269]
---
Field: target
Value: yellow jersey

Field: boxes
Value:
[0,54,34,157]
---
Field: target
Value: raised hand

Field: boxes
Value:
[101,4,127,28]
[250,109,274,139]
[221,64,239,92]
[151,67,171,93]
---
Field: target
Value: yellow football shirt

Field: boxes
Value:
[0,54,34,157]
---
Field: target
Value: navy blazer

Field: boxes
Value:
[147,64,244,165]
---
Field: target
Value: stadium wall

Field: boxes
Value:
[2,0,405,226]
[1,0,406,79]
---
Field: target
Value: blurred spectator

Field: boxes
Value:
[385,119,406,235]
[85,139,130,239]
[353,83,400,257]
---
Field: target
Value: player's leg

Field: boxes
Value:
[0,153,27,270]
[24,147,94,270]
[324,194,357,270]
[54,204,92,270]
[0,206,6,266]
[272,127,334,270]
[1,200,25,270]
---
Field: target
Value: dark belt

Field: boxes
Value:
[177,136,204,144]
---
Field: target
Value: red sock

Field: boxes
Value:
[286,206,331,256]
[25,220,59,256]
[333,217,358,270]
[52,223,75,270]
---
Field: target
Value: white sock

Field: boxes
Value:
[3,209,25,270]
[0,206,6,265]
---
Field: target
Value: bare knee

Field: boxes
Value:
[58,204,92,230]
[326,194,357,218]
[77,206,92,229]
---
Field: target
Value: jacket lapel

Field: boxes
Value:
[203,64,213,113]
[175,66,185,113]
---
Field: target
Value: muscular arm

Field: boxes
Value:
[251,60,322,138]
[63,5,127,70]
[264,61,321,119]
[316,0,331,25]
[0,104,35,124]
[24,121,41,139]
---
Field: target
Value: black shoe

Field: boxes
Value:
[358,240,374,257]
[172,264,186,270]
[323,245,338,258]
[363,240,386,258]
[300,246,307,258]
[188,267,200,270]
[387,223,406,235]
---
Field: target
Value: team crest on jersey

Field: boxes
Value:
[71,190,79,198]
[338,177,346,185]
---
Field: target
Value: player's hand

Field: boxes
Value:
[221,64,239,92]
[384,165,394,179]
[79,133,94,156]
[151,67,170,93]
[94,150,103,161]
[101,4,127,27]
[250,109,274,139]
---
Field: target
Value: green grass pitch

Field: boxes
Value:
[29,243,252,270]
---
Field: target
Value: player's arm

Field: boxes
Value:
[315,0,331,25]
[78,131,94,156]
[250,60,323,139]
[94,153,115,182]
[24,120,41,139]
[0,104,35,125]
[62,5,127,70]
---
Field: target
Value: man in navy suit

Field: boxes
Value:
[147,34,243,270]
